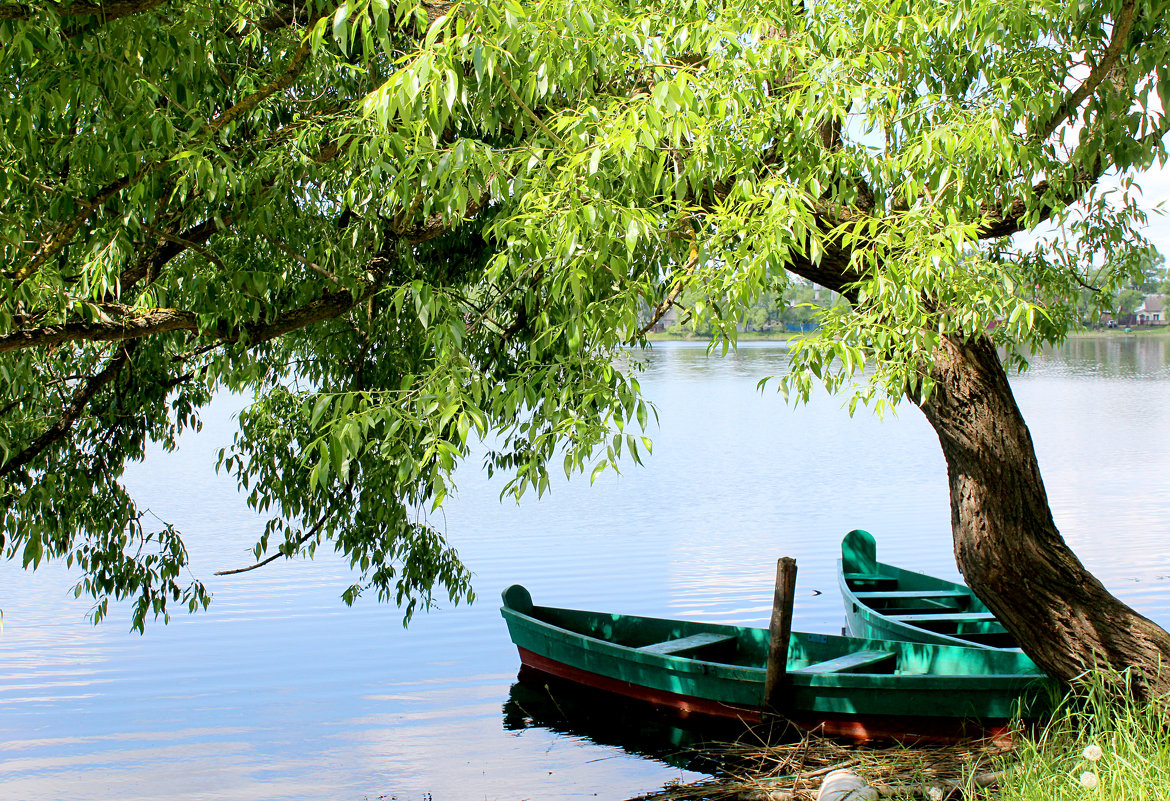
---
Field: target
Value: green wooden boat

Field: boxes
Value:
[501,584,1054,742]
[839,529,1018,651]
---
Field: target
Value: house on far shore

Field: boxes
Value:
[1135,294,1167,326]
[650,305,680,332]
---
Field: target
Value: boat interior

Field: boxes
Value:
[841,530,1019,650]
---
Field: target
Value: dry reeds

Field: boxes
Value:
[626,725,1014,801]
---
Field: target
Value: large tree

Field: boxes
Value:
[3,0,1169,694]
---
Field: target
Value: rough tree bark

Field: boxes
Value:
[915,333,1170,699]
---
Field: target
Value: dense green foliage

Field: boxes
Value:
[2,0,1168,628]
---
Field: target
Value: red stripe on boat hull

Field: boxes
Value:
[515,647,1016,744]
[516,646,761,723]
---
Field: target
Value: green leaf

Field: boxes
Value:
[589,462,607,484]
[333,4,351,55]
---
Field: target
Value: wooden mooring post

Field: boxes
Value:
[763,556,798,714]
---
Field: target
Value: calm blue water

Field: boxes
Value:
[2,338,1169,801]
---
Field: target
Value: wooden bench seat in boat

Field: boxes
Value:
[842,572,897,588]
[791,650,897,674]
[853,590,969,600]
[637,632,736,656]
[888,612,998,623]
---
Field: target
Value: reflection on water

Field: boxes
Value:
[1033,336,1170,378]
[503,672,754,775]
[1,337,1168,800]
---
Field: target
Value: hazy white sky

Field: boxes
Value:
[1132,161,1170,258]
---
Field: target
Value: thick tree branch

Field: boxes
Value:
[236,287,364,347]
[0,306,198,353]
[4,192,494,356]
[977,115,1170,241]
[1031,0,1138,144]
[11,166,149,289]
[146,226,228,271]
[204,36,313,137]
[392,190,494,244]
[0,284,372,356]
[982,42,1170,243]
[975,179,1064,240]
[121,216,231,290]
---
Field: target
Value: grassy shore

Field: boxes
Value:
[989,673,1170,801]
[631,673,1170,801]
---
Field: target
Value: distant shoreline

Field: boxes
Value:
[1069,326,1170,338]
[644,330,804,342]
[645,327,1170,343]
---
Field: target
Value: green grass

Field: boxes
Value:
[984,672,1170,801]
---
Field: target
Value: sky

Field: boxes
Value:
[1131,161,1170,259]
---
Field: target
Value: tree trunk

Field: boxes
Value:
[915,333,1170,700]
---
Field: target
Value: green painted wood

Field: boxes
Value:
[638,632,735,655]
[790,650,895,674]
[838,530,1020,651]
[843,572,897,585]
[501,584,1056,728]
[854,590,969,599]
[841,529,878,575]
[891,612,998,623]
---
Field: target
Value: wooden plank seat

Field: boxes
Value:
[843,572,897,588]
[853,590,969,599]
[889,612,998,623]
[637,632,735,656]
[792,650,896,674]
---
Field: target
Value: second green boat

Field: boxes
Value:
[839,529,1018,650]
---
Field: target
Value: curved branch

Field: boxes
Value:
[204,36,313,137]
[0,343,136,478]
[637,239,699,337]
[977,115,1170,241]
[0,283,368,356]
[393,189,494,244]
[121,215,232,290]
[236,287,364,346]
[1031,0,1138,144]
[12,166,150,288]
[214,511,329,575]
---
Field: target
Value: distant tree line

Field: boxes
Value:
[660,279,840,336]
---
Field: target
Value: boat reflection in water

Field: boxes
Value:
[502,669,774,776]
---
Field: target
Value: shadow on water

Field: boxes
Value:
[502,669,792,776]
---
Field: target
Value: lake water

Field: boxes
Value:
[2,338,1169,801]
